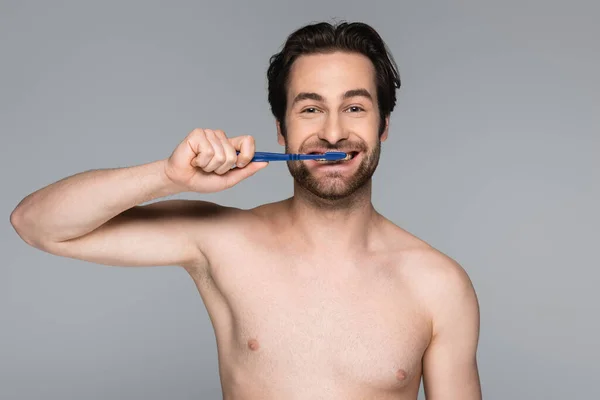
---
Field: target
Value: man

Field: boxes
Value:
[10,21,482,399]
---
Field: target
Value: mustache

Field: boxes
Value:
[298,142,368,153]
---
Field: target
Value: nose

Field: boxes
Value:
[317,113,349,144]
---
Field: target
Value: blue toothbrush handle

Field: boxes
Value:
[252,152,293,162]
[235,151,302,162]
[235,151,347,162]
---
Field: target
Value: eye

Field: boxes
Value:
[346,106,365,113]
[301,107,320,113]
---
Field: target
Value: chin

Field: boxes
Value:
[286,141,381,201]
[293,166,375,201]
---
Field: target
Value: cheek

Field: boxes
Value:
[339,110,377,125]
[285,118,321,143]
[290,116,324,130]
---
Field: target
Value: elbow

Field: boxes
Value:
[10,205,25,235]
[10,205,42,248]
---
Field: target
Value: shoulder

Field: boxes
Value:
[381,222,479,332]
[404,246,480,340]
[404,246,476,302]
[380,219,475,297]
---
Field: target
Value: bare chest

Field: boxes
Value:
[195,249,430,392]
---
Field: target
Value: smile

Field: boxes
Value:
[309,151,359,163]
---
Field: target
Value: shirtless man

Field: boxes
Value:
[10,21,482,399]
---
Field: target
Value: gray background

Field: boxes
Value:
[2,0,598,399]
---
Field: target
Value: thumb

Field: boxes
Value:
[222,161,269,188]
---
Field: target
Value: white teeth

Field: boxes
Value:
[315,153,355,163]
[311,151,357,163]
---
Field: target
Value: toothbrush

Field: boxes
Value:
[236,151,350,162]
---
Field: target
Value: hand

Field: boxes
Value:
[164,128,268,193]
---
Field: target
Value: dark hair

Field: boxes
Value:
[267,21,401,137]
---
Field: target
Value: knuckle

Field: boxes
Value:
[222,141,234,151]
[214,153,226,163]
[203,147,215,157]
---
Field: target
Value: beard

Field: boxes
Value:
[285,139,381,201]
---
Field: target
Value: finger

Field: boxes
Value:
[213,130,238,175]
[189,129,215,169]
[222,161,269,189]
[229,135,255,168]
[202,129,226,172]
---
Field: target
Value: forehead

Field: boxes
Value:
[286,51,377,99]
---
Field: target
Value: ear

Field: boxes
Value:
[380,115,390,142]
[276,120,286,146]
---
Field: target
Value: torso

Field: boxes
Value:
[185,202,436,399]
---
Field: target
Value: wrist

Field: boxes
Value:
[156,159,187,197]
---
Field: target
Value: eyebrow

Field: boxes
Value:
[291,88,373,106]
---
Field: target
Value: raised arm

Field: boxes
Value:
[10,129,268,269]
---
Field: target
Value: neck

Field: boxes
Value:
[282,180,380,253]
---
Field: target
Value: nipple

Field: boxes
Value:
[247,339,260,351]
[395,369,408,381]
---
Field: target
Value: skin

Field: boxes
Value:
[10,51,482,399]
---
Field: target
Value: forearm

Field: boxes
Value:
[10,159,181,244]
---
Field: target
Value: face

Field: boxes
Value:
[277,51,389,201]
